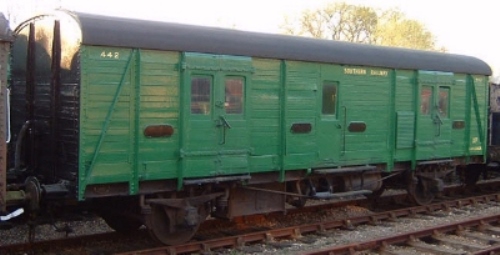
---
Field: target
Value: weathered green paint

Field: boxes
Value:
[434,74,453,160]
[79,46,181,199]
[471,77,481,149]
[396,111,416,148]
[283,61,319,169]
[393,70,416,165]
[178,52,186,190]
[250,58,280,174]
[180,53,252,179]
[387,70,397,171]
[279,60,287,181]
[469,76,489,160]
[481,76,489,160]
[137,50,180,181]
[337,66,391,165]
[450,75,468,157]
[317,64,342,166]
[466,75,488,159]
[88,50,134,172]
[131,50,141,195]
[80,48,136,198]
[76,44,490,200]
[465,75,473,161]
[414,71,454,161]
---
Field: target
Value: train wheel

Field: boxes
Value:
[407,176,435,205]
[101,212,143,232]
[97,197,144,232]
[146,203,208,245]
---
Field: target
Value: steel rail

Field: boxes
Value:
[0,230,135,254]
[303,214,500,255]
[3,180,500,254]
[115,193,500,255]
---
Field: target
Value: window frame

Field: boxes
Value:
[224,76,245,115]
[321,81,338,116]
[420,85,433,116]
[438,86,450,119]
[190,75,213,116]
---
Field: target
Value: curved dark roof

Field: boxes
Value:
[70,11,491,75]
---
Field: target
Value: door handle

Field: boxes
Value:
[433,113,443,137]
[218,115,231,129]
[433,112,443,125]
[216,116,231,144]
[341,106,347,155]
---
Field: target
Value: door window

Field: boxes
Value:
[420,86,432,115]
[322,82,338,115]
[224,77,244,114]
[438,87,450,118]
[191,76,212,115]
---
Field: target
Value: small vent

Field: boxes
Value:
[348,122,366,132]
[144,125,174,138]
[290,123,312,134]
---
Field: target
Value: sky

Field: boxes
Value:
[1,0,499,80]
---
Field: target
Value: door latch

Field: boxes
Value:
[433,112,443,137]
[216,115,231,144]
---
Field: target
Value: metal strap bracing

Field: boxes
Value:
[81,49,136,196]
[465,77,472,161]
[470,78,486,157]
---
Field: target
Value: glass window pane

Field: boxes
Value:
[439,87,449,118]
[420,86,432,115]
[191,77,211,114]
[225,78,244,114]
[322,82,337,115]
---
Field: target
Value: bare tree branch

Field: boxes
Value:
[280,2,440,51]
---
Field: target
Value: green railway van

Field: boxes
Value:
[7,10,491,245]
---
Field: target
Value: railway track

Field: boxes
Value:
[2,180,500,255]
[115,193,500,255]
[303,213,500,255]
[0,231,140,255]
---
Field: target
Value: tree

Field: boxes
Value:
[374,9,435,50]
[282,2,378,43]
[281,2,440,51]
